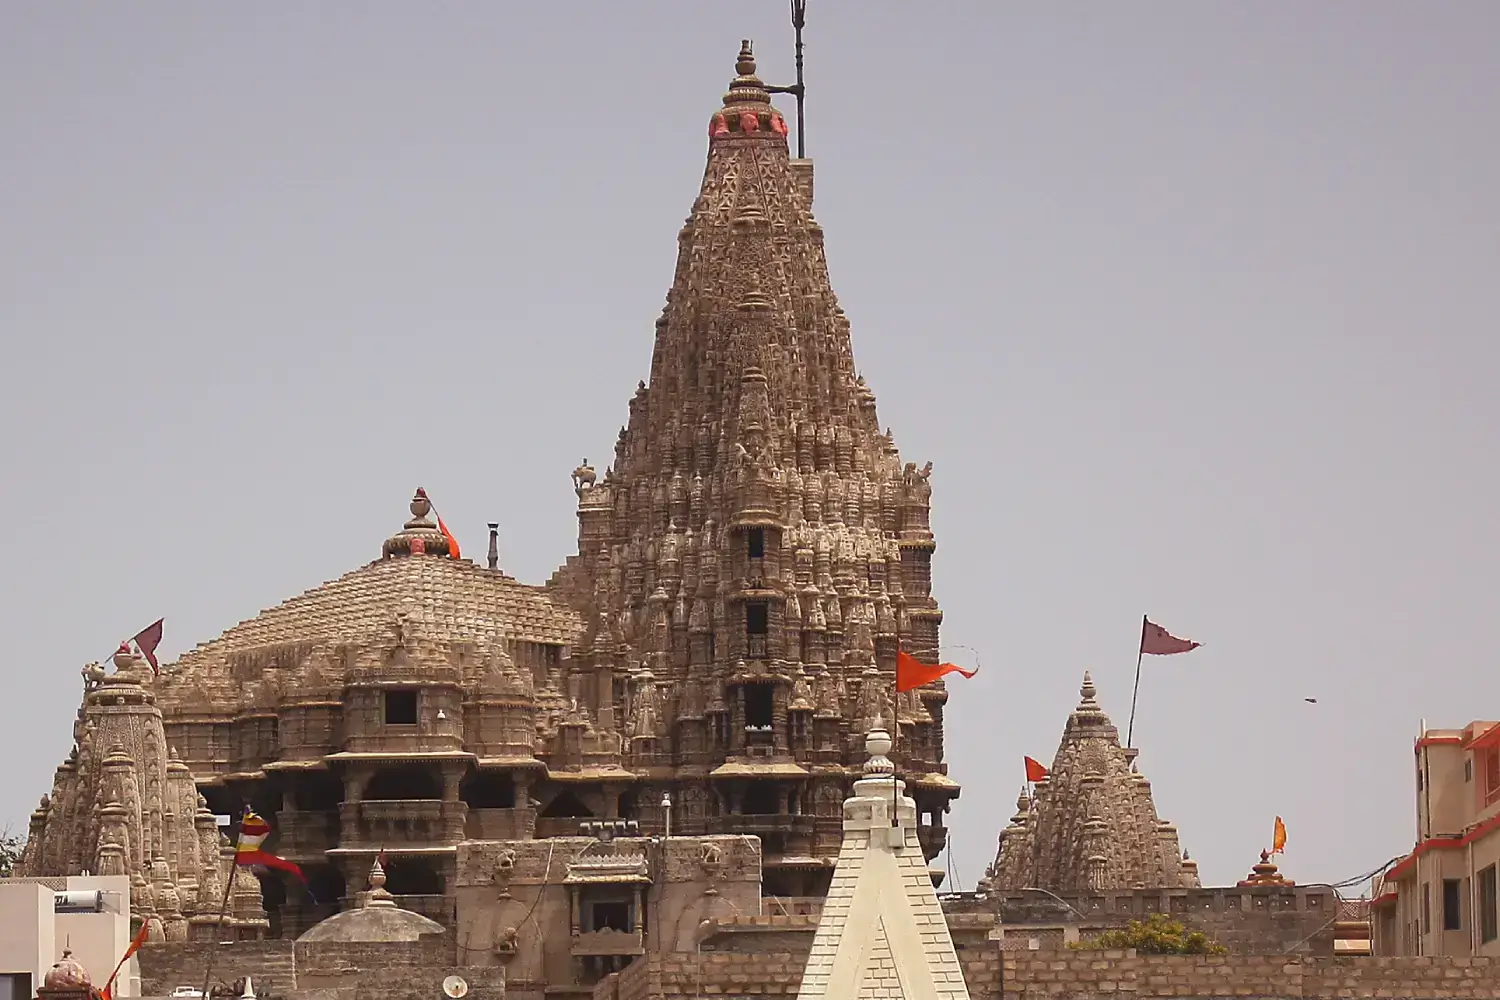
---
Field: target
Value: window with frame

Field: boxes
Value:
[1442,878,1462,931]
[1482,748,1500,808]
[384,688,419,726]
[1421,882,1430,934]
[1480,864,1498,944]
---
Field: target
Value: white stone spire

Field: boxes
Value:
[796,723,970,1000]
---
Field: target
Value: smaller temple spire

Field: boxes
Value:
[710,41,790,141]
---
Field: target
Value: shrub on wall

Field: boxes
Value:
[1070,913,1228,955]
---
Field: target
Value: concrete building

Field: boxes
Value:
[0,875,136,999]
[1371,719,1500,956]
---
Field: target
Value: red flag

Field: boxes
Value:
[895,649,977,693]
[131,618,164,674]
[437,515,461,561]
[1024,756,1050,782]
[1141,619,1200,656]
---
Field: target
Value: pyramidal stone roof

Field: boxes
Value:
[161,490,581,689]
[979,673,1199,893]
[797,723,969,1000]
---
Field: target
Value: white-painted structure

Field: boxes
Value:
[0,875,136,999]
[797,724,971,1000]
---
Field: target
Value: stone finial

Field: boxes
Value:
[863,719,894,776]
[1078,671,1098,707]
[1238,850,1293,887]
[364,856,398,908]
[382,488,452,559]
[112,643,135,672]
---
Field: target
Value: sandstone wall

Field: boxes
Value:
[137,941,296,996]
[594,949,1500,999]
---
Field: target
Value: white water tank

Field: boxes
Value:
[54,890,105,913]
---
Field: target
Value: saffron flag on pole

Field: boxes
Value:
[436,515,461,560]
[895,649,978,693]
[100,917,152,1000]
[1271,816,1287,855]
[236,810,306,883]
[131,618,165,674]
[1140,619,1201,656]
[1024,756,1050,783]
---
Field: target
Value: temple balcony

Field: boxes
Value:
[571,928,645,957]
[706,814,816,839]
[338,799,466,847]
[918,822,948,859]
[464,806,538,841]
[274,809,340,859]
[536,816,599,839]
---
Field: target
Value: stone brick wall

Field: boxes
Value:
[137,941,297,996]
[999,951,1500,999]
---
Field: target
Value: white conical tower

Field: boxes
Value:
[796,721,970,1000]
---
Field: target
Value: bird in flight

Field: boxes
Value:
[1304,697,1318,704]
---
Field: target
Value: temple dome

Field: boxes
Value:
[298,860,446,943]
[42,951,90,991]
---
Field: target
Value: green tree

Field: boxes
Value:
[0,826,23,878]
[1070,912,1227,955]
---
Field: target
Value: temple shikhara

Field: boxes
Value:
[11,36,1349,1000]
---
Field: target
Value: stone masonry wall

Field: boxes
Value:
[137,941,297,996]
[600,949,1500,999]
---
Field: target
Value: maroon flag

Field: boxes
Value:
[132,618,164,674]
[1140,619,1200,656]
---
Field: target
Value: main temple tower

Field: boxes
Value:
[550,44,958,894]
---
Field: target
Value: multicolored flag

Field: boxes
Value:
[1141,619,1201,656]
[895,649,978,693]
[236,810,306,883]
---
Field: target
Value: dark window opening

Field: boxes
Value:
[385,689,419,725]
[461,771,517,809]
[365,765,442,801]
[618,787,640,820]
[541,790,595,818]
[292,773,345,811]
[384,858,443,896]
[1481,865,1498,944]
[746,602,769,634]
[761,833,786,855]
[1443,878,1463,931]
[590,900,631,932]
[742,783,779,815]
[1466,758,1473,782]
[747,529,765,559]
[745,683,774,729]
[1422,882,1430,934]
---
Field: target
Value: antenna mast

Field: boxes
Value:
[766,0,808,158]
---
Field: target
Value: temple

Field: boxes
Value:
[17,41,957,945]
[978,672,1199,893]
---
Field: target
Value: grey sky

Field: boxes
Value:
[2,2,1496,891]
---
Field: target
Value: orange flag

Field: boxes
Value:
[895,649,978,693]
[101,918,152,1000]
[1024,756,1050,782]
[437,515,461,560]
[1271,816,1287,855]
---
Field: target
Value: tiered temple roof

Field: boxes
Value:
[980,673,1199,893]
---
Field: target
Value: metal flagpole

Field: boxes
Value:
[1125,614,1147,749]
[201,809,246,1000]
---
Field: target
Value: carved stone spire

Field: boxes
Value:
[985,673,1199,892]
[549,41,954,873]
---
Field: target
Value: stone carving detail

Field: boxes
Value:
[980,673,1200,894]
[19,646,266,939]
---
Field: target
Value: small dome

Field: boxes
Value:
[43,950,91,990]
[297,858,445,943]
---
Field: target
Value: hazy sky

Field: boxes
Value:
[2,2,1497,892]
